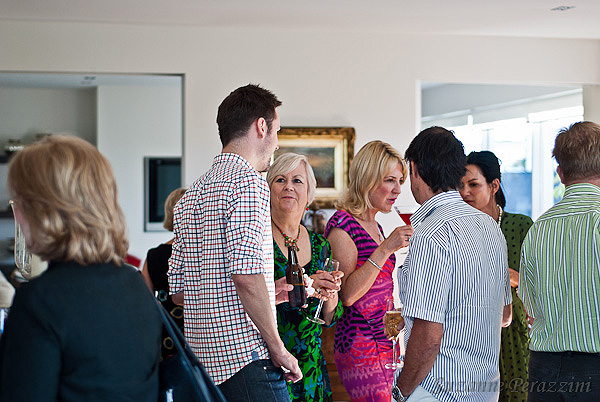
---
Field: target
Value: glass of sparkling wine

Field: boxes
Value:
[307,258,339,325]
[384,298,404,369]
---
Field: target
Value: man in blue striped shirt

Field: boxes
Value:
[519,121,600,401]
[393,127,512,402]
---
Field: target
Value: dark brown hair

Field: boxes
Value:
[216,84,281,147]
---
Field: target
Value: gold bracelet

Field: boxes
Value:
[367,258,382,271]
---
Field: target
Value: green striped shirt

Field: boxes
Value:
[519,183,600,353]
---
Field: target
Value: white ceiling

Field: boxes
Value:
[1,0,600,40]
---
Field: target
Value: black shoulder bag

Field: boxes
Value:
[155,301,227,402]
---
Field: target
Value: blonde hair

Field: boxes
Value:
[7,135,128,265]
[163,187,187,231]
[267,153,317,205]
[336,140,407,217]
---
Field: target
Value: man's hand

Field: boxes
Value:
[275,277,293,305]
[269,345,302,383]
[171,291,184,306]
[502,304,513,327]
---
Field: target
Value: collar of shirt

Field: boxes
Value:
[563,182,600,198]
[410,190,463,227]
[214,152,256,172]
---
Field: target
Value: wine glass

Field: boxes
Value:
[384,298,404,369]
[393,206,414,255]
[14,219,32,279]
[307,258,339,324]
[393,205,413,226]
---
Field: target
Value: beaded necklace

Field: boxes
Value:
[272,220,301,251]
[496,204,503,227]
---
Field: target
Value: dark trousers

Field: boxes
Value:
[218,359,291,402]
[528,351,600,402]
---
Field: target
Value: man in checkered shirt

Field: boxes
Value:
[168,84,301,402]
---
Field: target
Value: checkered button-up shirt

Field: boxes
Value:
[168,153,276,384]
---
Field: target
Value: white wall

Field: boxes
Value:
[1,20,599,249]
[97,85,182,260]
[0,87,96,145]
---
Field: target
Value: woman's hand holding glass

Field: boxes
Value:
[307,258,343,324]
[381,225,413,255]
[310,270,343,301]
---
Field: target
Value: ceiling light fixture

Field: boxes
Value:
[81,76,96,86]
[551,5,575,11]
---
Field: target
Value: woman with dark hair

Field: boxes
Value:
[459,150,533,402]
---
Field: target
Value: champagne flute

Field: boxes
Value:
[307,258,339,324]
[14,219,32,279]
[384,298,404,369]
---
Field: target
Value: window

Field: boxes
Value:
[449,106,582,219]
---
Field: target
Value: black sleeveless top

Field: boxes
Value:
[146,243,184,359]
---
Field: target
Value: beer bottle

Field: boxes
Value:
[286,246,307,308]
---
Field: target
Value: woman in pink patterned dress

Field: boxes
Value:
[325,140,413,401]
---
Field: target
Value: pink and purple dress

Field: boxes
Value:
[324,210,396,402]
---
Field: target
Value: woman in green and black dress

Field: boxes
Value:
[460,151,533,402]
[267,153,344,402]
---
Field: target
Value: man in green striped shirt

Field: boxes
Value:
[519,121,600,402]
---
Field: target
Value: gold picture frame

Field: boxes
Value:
[274,127,355,208]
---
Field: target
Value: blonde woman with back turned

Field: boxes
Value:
[0,135,161,402]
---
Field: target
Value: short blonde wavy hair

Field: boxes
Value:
[336,140,407,218]
[7,135,128,265]
[267,153,317,205]
[163,187,186,231]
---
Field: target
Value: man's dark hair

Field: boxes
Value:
[404,126,466,193]
[216,84,282,147]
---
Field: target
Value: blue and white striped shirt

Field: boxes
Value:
[398,191,511,402]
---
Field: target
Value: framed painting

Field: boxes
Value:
[274,127,355,208]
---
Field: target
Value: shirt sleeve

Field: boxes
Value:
[225,175,269,276]
[503,267,513,306]
[168,204,185,294]
[518,233,535,317]
[501,232,512,306]
[401,231,451,324]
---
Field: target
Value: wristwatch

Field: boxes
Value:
[392,385,409,402]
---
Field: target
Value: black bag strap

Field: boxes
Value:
[154,299,227,402]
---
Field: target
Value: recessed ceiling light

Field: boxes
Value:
[81,76,96,86]
[551,5,576,11]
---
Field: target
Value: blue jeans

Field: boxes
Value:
[218,359,290,402]
[528,351,600,402]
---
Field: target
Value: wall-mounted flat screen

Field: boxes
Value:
[144,157,181,232]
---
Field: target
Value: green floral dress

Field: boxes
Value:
[274,229,343,402]
[499,212,533,402]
